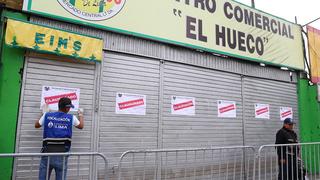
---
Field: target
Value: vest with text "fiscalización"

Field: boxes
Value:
[43,112,73,141]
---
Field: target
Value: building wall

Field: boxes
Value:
[0,10,27,180]
[30,16,297,83]
[14,56,97,179]
[298,78,320,173]
[11,15,301,179]
[298,78,320,143]
[298,79,320,142]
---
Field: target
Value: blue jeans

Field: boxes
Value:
[39,155,68,180]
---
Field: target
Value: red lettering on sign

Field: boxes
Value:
[256,107,269,115]
[173,100,194,111]
[118,99,144,110]
[219,104,235,113]
[44,93,77,105]
[281,110,292,118]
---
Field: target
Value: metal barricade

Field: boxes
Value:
[257,142,320,180]
[0,152,108,180]
[117,146,256,180]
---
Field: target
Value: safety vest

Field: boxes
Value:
[43,112,73,141]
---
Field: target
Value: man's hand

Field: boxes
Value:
[76,108,84,129]
[78,108,84,117]
[36,103,49,128]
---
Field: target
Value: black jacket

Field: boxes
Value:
[275,127,299,160]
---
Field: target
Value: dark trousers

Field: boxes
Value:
[278,157,305,180]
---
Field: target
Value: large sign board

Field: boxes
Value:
[5,19,103,62]
[307,26,320,83]
[23,0,304,69]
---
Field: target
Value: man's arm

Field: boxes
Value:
[276,130,287,163]
[35,113,45,128]
[275,129,286,144]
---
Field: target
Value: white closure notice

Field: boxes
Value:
[115,93,146,115]
[171,96,195,116]
[40,86,80,111]
[217,100,236,118]
[280,107,293,121]
[255,103,270,119]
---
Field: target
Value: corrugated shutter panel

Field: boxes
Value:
[162,62,244,148]
[98,52,160,165]
[243,77,298,146]
[15,57,96,179]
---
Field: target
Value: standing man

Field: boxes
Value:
[275,118,304,180]
[35,97,84,180]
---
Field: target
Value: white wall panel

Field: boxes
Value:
[15,57,97,179]
[162,62,243,148]
[243,77,298,147]
[98,52,160,166]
